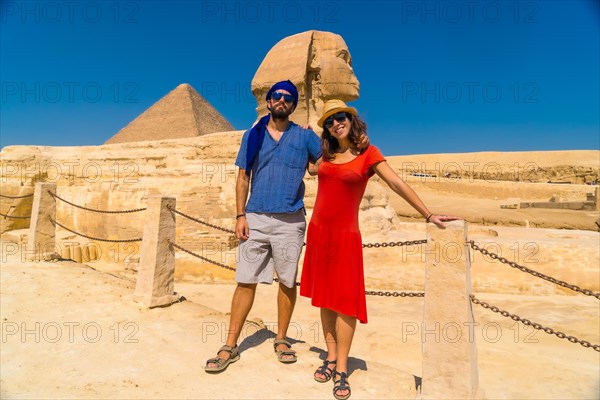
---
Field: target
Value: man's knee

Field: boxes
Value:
[237,282,258,291]
[279,281,297,294]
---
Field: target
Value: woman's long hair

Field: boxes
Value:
[321,113,368,161]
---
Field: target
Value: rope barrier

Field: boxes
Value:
[49,216,142,243]
[0,193,34,199]
[469,241,600,299]
[48,190,147,214]
[470,294,599,352]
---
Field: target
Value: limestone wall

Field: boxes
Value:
[1,132,241,275]
[0,131,400,279]
[2,136,598,295]
[386,150,600,185]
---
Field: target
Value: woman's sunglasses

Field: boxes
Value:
[323,112,350,129]
[271,92,294,103]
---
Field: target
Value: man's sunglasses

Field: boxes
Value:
[271,92,294,103]
[323,112,350,129]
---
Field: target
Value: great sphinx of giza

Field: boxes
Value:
[251,30,359,131]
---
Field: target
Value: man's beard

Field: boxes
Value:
[271,106,292,120]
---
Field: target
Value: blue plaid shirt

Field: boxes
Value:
[235,122,322,213]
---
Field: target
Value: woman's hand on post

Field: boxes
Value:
[235,216,249,240]
[427,214,463,229]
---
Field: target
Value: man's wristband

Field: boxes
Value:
[236,214,246,219]
[425,213,433,223]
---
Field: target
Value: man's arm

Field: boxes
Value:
[235,168,250,240]
[306,129,323,176]
[307,157,323,176]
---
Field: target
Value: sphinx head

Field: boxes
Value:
[251,30,359,131]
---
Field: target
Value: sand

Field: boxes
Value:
[1,232,599,400]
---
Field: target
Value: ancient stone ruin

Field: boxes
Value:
[251,30,359,132]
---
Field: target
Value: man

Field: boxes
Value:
[205,80,366,372]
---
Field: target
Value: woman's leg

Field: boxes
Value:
[333,313,357,398]
[314,307,338,381]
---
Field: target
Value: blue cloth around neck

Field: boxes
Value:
[235,123,322,214]
[245,114,270,176]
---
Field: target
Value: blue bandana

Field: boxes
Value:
[245,80,298,176]
[245,114,270,176]
[265,80,298,108]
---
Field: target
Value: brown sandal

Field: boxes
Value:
[273,338,297,363]
[204,344,240,373]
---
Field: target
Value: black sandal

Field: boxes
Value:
[333,371,351,400]
[314,359,337,383]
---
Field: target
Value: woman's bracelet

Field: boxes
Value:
[236,214,246,219]
[425,213,433,223]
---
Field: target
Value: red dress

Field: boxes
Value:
[300,146,386,323]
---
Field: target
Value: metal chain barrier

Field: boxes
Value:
[167,205,235,234]
[0,212,30,219]
[168,240,236,271]
[363,239,427,248]
[362,240,426,296]
[470,294,600,352]
[0,193,34,199]
[469,240,600,300]
[165,207,426,246]
[48,190,147,214]
[273,277,300,287]
[169,240,424,296]
[365,290,424,297]
[49,216,142,243]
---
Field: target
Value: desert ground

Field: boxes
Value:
[1,141,599,399]
[1,222,599,399]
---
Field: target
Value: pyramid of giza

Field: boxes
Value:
[105,83,234,144]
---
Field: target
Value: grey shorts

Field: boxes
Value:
[236,210,306,288]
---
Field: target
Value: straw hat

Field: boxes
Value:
[317,99,358,128]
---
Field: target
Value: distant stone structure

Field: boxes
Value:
[251,30,359,132]
[501,187,600,211]
[105,83,234,144]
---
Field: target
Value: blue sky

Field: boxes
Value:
[1,0,599,155]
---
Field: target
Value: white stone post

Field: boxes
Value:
[421,220,483,399]
[133,196,181,308]
[26,182,58,261]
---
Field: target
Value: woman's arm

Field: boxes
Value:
[372,161,461,229]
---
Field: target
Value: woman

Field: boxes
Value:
[300,100,460,400]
